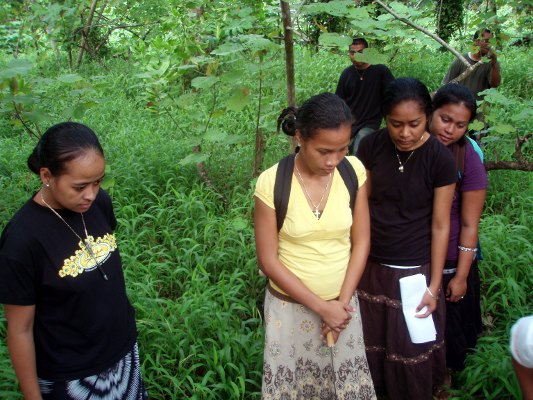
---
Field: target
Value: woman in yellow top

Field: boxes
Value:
[254,93,376,399]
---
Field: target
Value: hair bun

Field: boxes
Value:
[27,141,43,175]
[277,106,298,136]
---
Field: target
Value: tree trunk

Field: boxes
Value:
[253,56,266,178]
[280,0,297,151]
[76,0,99,68]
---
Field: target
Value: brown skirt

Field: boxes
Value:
[262,288,376,400]
[357,261,446,400]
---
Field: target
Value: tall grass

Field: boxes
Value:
[445,170,533,399]
[1,45,531,399]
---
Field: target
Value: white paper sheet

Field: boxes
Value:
[399,274,436,344]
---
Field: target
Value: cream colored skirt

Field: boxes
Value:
[262,289,376,400]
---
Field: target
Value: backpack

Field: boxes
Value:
[273,153,358,232]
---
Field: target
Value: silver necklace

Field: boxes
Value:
[394,133,426,173]
[294,155,332,219]
[395,149,415,173]
[40,190,108,280]
[355,67,367,81]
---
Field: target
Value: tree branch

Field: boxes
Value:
[373,0,470,67]
[12,102,41,141]
[76,0,99,68]
[373,0,485,84]
[485,161,533,171]
[485,133,532,171]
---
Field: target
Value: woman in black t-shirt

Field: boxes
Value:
[0,122,147,399]
[356,78,456,400]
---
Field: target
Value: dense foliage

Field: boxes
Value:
[1,1,532,399]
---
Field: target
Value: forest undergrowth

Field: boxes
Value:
[0,45,531,399]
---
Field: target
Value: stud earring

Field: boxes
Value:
[45,183,50,187]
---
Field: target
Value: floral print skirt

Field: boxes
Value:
[262,289,376,400]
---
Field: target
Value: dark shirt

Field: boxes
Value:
[336,64,394,134]
[357,129,457,265]
[442,53,500,101]
[0,190,137,380]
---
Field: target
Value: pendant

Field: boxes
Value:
[398,165,404,173]
[313,209,321,219]
[360,77,363,81]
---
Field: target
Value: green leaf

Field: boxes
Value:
[72,101,98,119]
[101,176,115,191]
[20,110,49,124]
[240,35,278,53]
[510,107,533,123]
[191,76,219,90]
[4,94,37,106]
[469,120,485,131]
[179,152,209,166]
[352,48,388,65]
[0,59,33,80]
[305,0,353,17]
[318,33,352,48]
[56,73,83,83]
[220,70,244,84]
[69,88,93,96]
[176,93,197,109]
[135,69,162,79]
[177,64,197,71]
[479,89,515,106]
[492,124,515,135]
[157,59,170,75]
[321,0,355,17]
[219,135,245,146]
[203,129,227,143]
[211,42,243,56]
[225,87,251,112]
[347,6,371,20]
[350,18,379,31]
[390,1,421,17]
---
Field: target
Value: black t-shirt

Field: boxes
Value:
[357,129,457,265]
[335,64,395,134]
[0,190,137,380]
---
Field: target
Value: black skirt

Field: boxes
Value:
[358,260,446,400]
[442,260,483,371]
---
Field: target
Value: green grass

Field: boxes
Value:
[1,44,532,399]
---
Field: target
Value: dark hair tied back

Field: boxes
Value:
[27,122,104,176]
[277,93,353,140]
[277,106,298,136]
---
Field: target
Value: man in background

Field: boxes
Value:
[336,37,394,154]
[442,28,501,101]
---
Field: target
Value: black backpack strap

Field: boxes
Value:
[337,157,358,210]
[274,154,296,232]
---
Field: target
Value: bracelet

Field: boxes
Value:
[458,245,478,252]
[426,287,438,300]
